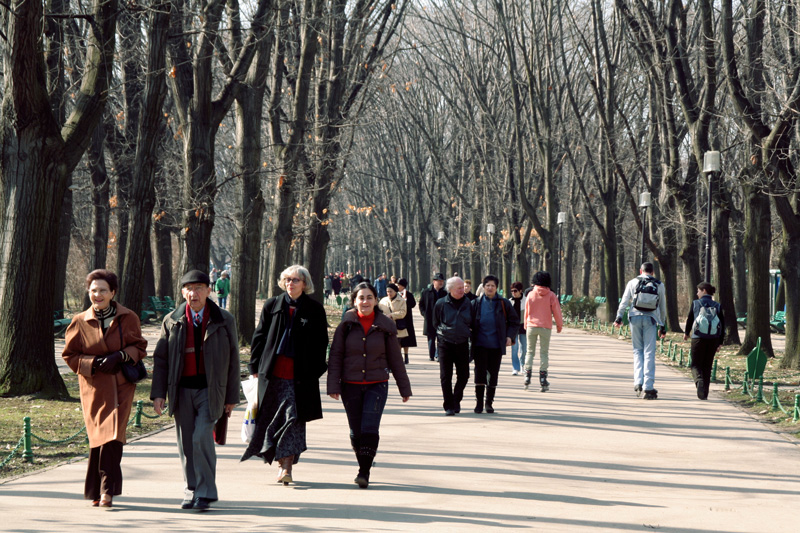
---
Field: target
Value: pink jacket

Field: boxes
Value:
[524,286,563,332]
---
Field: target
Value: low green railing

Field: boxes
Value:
[1,400,163,469]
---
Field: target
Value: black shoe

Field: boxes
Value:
[445,409,455,416]
[181,498,195,510]
[429,357,435,361]
[454,404,460,414]
[643,389,658,400]
[634,385,643,398]
[354,471,370,488]
[404,354,409,364]
[194,497,211,511]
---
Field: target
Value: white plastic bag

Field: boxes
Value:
[241,377,259,443]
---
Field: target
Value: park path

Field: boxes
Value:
[8,311,800,532]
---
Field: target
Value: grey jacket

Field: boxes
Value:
[616,274,667,327]
[151,301,240,420]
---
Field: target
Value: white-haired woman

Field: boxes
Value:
[241,265,329,485]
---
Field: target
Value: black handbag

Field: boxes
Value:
[118,316,148,384]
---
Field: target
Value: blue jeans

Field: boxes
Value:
[218,296,227,309]
[341,382,388,438]
[630,315,658,390]
[510,332,527,372]
[427,335,438,360]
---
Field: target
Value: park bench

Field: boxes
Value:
[162,296,177,308]
[560,294,573,304]
[53,311,71,338]
[770,311,786,334]
[148,296,174,320]
[140,309,157,324]
[594,296,607,304]
[737,313,747,329]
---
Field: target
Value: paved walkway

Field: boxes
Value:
[8,314,800,532]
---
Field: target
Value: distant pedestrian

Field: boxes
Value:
[508,281,528,375]
[332,274,342,295]
[396,278,417,364]
[379,283,408,350]
[683,282,725,400]
[327,282,412,488]
[62,269,148,508]
[215,271,230,310]
[324,274,333,300]
[433,276,474,415]
[614,262,667,400]
[463,279,478,301]
[419,273,447,361]
[523,272,563,392]
[375,273,388,299]
[470,275,519,413]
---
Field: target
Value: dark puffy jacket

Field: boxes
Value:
[419,285,447,336]
[327,310,412,397]
[433,294,474,344]
[471,295,520,355]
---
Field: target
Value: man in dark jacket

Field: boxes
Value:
[419,272,447,361]
[471,275,519,414]
[151,270,239,511]
[433,277,474,415]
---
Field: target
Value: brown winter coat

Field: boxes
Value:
[62,304,148,447]
[327,310,412,397]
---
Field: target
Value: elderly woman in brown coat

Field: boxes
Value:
[327,282,412,488]
[62,270,148,508]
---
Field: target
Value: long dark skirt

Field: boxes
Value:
[240,378,306,465]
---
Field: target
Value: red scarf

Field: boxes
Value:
[358,310,375,333]
[182,304,209,377]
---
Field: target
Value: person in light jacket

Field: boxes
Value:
[396,278,417,363]
[523,271,563,392]
[379,283,408,350]
[328,282,412,488]
[62,269,148,508]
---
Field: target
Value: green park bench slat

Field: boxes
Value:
[148,296,174,319]
[770,311,786,334]
[53,311,71,338]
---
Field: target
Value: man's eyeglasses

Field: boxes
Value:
[283,277,302,284]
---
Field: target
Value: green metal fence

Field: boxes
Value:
[1,400,163,469]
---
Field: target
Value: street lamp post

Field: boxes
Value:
[639,191,651,266]
[556,212,566,297]
[703,151,720,283]
[486,223,495,274]
[406,234,413,284]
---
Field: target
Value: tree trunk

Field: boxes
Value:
[564,231,574,296]
[732,223,747,315]
[54,185,73,315]
[713,201,740,345]
[154,217,173,298]
[739,185,774,357]
[0,0,116,397]
[118,0,170,315]
[778,232,800,368]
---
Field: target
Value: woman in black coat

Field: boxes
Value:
[396,278,417,364]
[241,265,329,484]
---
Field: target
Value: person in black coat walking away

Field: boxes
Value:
[396,278,417,363]
[470,275,519,413]
[419,273,447,361]
[327,283,412,488]
[241,265,329,485]
[683,282,725,400]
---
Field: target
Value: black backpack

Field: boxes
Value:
[632,276,660,311]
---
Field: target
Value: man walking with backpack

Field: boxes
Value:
[682,282,725,400]
[614,262,667,399]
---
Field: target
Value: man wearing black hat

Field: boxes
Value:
[419,273,447,361]
[151,270,240,511]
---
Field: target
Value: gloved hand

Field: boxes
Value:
[97,351,124,373]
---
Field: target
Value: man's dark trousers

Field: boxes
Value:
[438,340,470,412]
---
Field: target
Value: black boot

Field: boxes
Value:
[350,435,360,454]
[524,370,532,390]
[404,352,409,364]
[474,385,485,413]
[355,433,379,488]
[539,371,549,392]
[485,386,496,413]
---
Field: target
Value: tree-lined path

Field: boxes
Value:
[3,316,800,531]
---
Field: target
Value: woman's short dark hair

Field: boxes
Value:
[86,269,118,292]
[697,282,716,295]
[482,275,500,286]
[349,282,382,312]
[397,278,408,288]
[511,281,524,291]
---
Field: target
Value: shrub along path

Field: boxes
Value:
[4,314,800,531]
